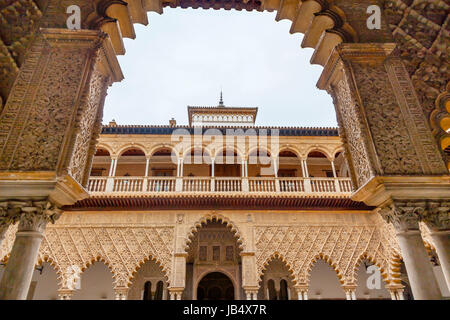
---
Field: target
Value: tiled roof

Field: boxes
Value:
[101,125,339,136]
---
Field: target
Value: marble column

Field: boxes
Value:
[379,201,442,300]
[244,289,258,300]
[343,285,357,300]
[169,288,183,300]
[386,284,405,300]
[58,289,74,300]
[0,201,61,300]
[422,201,450,290]
[294,285,308,300]
[114,287,129,300]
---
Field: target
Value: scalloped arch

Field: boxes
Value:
[129,254,170,286]
[304,253,344,285]
[349,252,390,286]
[258,252,297,284]
[36,255,65,288]
[183,214,246,252]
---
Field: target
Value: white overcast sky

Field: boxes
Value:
[103,8,337,127]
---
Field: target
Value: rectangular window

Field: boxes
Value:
[213,246,220,261]
[199,246,207,261]
[226,246,234,261]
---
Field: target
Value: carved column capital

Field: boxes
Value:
[379,200,426,233]
[422,201,450,231]
[0,201,23,228]
[17,201,62,233]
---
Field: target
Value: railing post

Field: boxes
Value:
[175,177,183,192]
[304,178,312,193]
[211,177,215,192]
[334,178,341,193]
[142,177,148,192]
[242,177,249,192]
[105,177,114,192]
[275,178,280,192]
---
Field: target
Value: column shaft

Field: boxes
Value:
[0,231,43,299]
[430,231,450,290]
[0,201,60,300]
[396,231,441,299]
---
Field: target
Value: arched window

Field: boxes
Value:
[143,281,152,300]
[279,279,289,300]
[154,281,164,300]
[267,279,277,300]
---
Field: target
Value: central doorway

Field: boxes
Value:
[197,272,234,300]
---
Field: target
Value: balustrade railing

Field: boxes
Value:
[183,177,211,192]
[248,178,276,192]
[279,178,304,192]
[87,176,352,195]
[147,177,176,192]
[87,177,107,192]
[310,178,336,192]
[113,177,144,192]
[215,177,242,192]
[338,178,353,192]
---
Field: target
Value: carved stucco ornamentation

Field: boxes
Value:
[254,224,400,286]
[67,59,109,185]
[0,34,89,171]
[351,62,425,175]
[37,226,174,289]
[331,70,374,188]
[385,57,447,174]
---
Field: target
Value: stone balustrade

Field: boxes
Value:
[87,176,353,195]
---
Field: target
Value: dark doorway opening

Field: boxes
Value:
[197,272,234,300]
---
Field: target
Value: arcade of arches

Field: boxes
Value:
[0,0,449,300]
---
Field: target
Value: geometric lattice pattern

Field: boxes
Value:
[1,224,174,289]
[255,220,401,286]
[384,0,450,118]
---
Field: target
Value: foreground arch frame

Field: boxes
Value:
[0,0,448,300]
